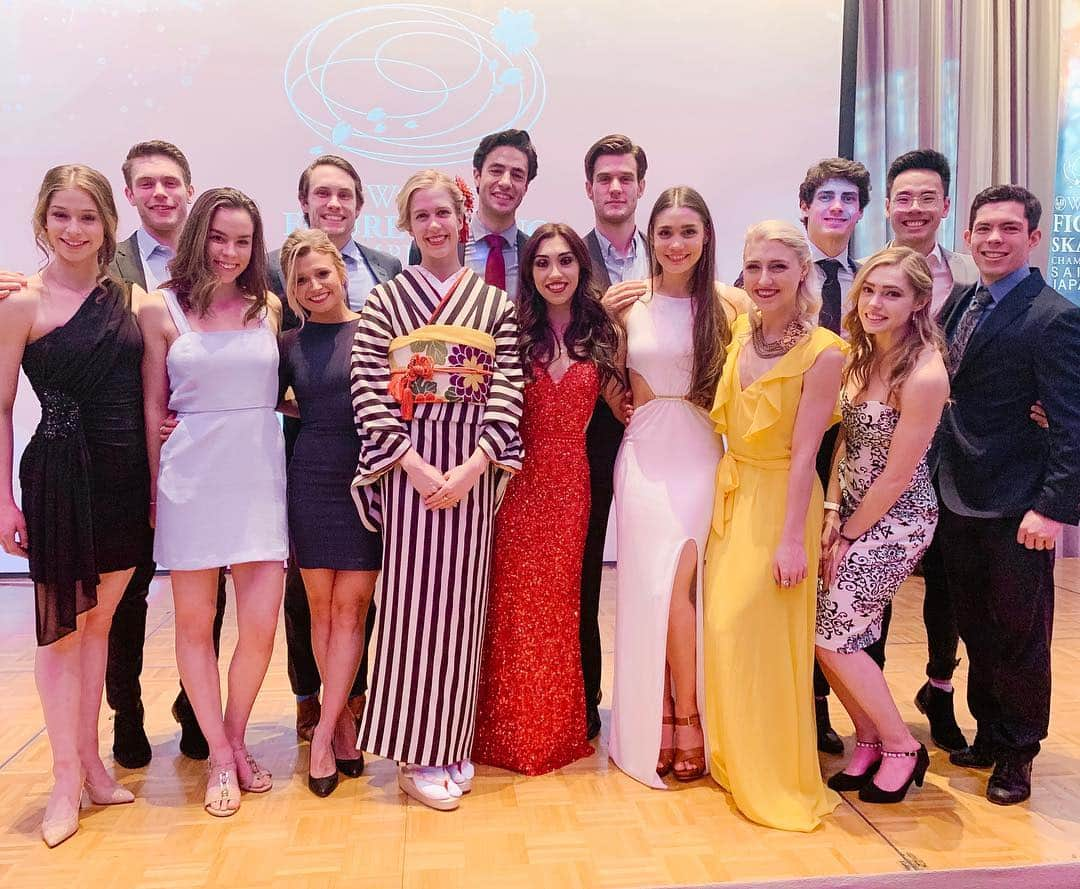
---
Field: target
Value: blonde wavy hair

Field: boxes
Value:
[742,219,822,328]
[394,169,465,233]
[279,228,348,324]
[842,246,946,405]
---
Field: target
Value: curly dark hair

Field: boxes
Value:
[517,223,621,390]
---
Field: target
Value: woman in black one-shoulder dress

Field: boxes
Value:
[0,165,150,847]
[277,229,380,798]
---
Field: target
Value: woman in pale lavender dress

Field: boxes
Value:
[817,246,948,804]
[140,188,286,817]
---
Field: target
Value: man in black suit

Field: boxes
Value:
[267,154,401,740]
[938,185,1080,805]
[407,129,535,293]
[582,134,648,739]
[795,158,881,754]
[110,140,230,766]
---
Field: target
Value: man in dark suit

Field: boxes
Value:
[108,140,231,766]
[795,158,881,754]
[267,155,401,740]
[866,149,979,752]
[407,129,535,293]
[582,134,648,739]
[938,185,1080,805]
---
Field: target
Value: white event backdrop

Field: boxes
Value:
[0,0,846,572]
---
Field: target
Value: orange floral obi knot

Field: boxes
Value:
[387,326,497,420]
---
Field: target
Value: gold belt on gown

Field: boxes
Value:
[713,451,791,536]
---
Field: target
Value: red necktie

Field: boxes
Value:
[483,233,508,290]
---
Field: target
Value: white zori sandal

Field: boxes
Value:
[447,759,474,793]
[398,764,462,811]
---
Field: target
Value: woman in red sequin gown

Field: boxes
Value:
[473,224,622,775]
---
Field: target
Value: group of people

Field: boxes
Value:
[1,127,1078,847]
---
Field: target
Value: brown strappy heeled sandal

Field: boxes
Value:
[657,714,676,777]
[672,713,706,782]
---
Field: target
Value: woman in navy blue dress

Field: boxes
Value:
[278,228,380,797]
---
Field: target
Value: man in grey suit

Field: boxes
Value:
[267,154,401,740]
[869,149,978,753]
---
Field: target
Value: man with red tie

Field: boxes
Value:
[408,129,537,295]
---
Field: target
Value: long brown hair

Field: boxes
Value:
[843,246,946,405]
[517,223,620,389]
[645,186,729,409]
[165,187,269,322]
[32,164,119,278]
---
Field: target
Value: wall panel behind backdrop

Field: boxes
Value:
[0,0,846,572]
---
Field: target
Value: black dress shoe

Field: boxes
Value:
[815,697,844,756]
[949,735,996,769]
[336,752,365,779]
[914,682,968,752]
[987,755,1032,806]
[858,744,930,804]
[172,697,209,761]
[113,705,152,769]
[308,770,339,798]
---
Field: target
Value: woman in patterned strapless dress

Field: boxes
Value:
[816,246,949,804]
[473,224,621,775]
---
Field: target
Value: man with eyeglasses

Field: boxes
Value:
[881,149,978,315]
[863,149,980,755]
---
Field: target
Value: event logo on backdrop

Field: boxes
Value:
[283,4,546,252]
[1050,8,1080,306]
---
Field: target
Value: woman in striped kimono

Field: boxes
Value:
[350,170,524,811]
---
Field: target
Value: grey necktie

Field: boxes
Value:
[948,287,993,374]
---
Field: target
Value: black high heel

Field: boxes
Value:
[858,744,930,804]
[336,753,365,779]
[827,739,882,791]
[307,769,339,798]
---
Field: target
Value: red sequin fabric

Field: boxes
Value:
[473,360,598,774]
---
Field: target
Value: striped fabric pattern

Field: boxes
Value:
[350,267,524,766]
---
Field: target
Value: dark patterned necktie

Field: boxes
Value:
[816,258,842,333]
[947,287,993,375]
[483,233,508,290]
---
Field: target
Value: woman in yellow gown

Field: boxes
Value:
[703,220,845,831]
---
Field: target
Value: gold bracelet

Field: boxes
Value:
[824,501,841,512]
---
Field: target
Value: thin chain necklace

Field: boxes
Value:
[749,311,806,358]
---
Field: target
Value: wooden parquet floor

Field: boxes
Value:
[1,562,1079,888]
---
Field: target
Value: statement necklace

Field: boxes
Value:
[750,312,806,358]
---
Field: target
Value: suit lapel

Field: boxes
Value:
[115,232,148,290]
[585,230,612,291]
[357,243,392,284]
[954,272,1040,376]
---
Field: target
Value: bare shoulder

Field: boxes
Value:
[0,276,42,339]
[128,282,152,314]
[901,346,950,405]
[812,342,846,375]
[264,290,283,331]
[716,282,752,322]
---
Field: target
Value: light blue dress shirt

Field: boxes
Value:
[341,239,378,311]
[594,228,648,285]
[464,215,519,298]
[136,228,175,291]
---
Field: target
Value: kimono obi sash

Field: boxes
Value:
[388,324,496,420]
